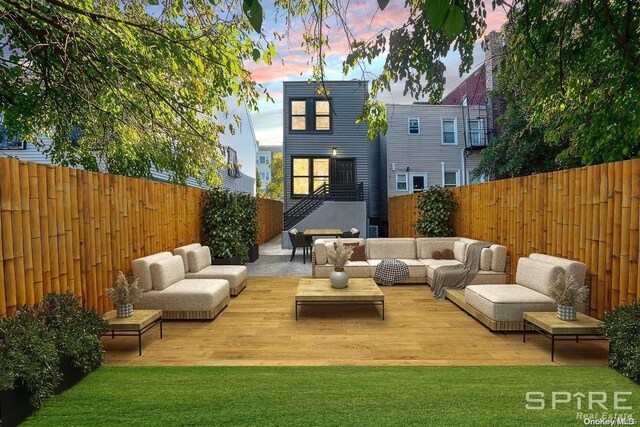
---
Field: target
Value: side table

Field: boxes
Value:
[103,310,163,356]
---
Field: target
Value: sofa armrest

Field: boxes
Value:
[489,245,507,272]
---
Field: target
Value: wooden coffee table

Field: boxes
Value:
[523,311,605,361]
[295,278,385,320]
[103,310,163,356]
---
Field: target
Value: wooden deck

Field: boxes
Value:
[102,277,608,366]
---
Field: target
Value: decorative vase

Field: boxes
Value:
[329,270,349,289]
[116,303,134,318]
[557,304,577,321]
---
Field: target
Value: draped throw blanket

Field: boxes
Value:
[431,241,492,300]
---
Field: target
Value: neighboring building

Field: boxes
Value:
[282,80,380,246]
[256,144,281,191]
[0,97,258,195]
[379,103,488,229]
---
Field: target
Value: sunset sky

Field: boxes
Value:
[247,1,508,147]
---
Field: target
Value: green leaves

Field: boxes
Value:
[243,0,264,32]
[424,0,465,41]
[377,0,390,11]
[414,186,459,237]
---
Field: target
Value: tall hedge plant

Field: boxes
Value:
[601,301,640,383]
[201,188,258,263]
[414,186,459,237]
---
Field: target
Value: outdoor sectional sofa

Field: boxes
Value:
[312,237,509,285]
[132,252,230,320]
[446,253,587,331]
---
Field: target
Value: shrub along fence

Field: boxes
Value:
[388,158,640,319]
[0,158,283,316]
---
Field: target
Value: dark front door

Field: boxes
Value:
[330,158,356,200]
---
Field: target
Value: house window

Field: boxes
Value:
[468,120,485,147]
[315,100,331,131]
[258,155,269,164]
[0,125,24,150]
[442,119,457,145]
[443,171,459,187]
[290,99,331,132]
[291,101,307,131]
[227,147,239,178]
[396,174,408,191]
[260,172,270,181]
[292,157,330,197]
[408,118,420,134]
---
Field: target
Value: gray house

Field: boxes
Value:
[282,80,380,246]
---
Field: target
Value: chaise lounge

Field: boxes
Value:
[446,253,587,331]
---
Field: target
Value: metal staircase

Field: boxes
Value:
[283,184,328,230]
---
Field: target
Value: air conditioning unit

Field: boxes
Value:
[368,225,379,238]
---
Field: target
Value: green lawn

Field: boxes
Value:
[25,366,639,426]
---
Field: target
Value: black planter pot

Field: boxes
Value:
[55,356,86,394]
[248,244,259,263]
[210,255,242,265]
[0,385,35,427]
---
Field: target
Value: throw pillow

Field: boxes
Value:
[343,243,367,262]
[442,249,454,260]
[432,251,443,260]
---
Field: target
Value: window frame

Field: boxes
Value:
[441,118,458,145]
[443,170,460,188]
[467,119,485,147]
[291,156,331,198]
[289,98,332,133]
[408,118,420,135]
[396,173,408,192]
[227,146,239,178]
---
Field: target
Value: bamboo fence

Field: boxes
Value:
[0,158,283,316]
[388,159,640,319]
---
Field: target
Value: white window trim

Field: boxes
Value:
[442,170,460,187]
[395,173,408,192]
[408,118,420,135]
[441,118,458,145]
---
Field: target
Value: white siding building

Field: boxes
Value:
[256,145,281,191]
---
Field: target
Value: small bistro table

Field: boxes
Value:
[522,311,605,361]
[103,310,163,356]
[302,229,345,263]
[295,278,385,320]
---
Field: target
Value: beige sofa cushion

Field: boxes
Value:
[422,259,464,280]
[480,248,492,271]
[131,252,173,292]
[528,253,586,286]
[135,279,229,312]
[314,238,365,265]
[453,241,467,262]
[173,243,203,272]
[415,238,456,259]
[368,259,426,278]
[150,255,186,291]
[185,265,247,292]
[366,238,416,260]
[515,258,563,297]
[490,245,507,272]
[188,246,212,273]
[465,284,556,321]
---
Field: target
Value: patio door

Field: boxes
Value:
[410,173,427,193]
[330,158,356,199]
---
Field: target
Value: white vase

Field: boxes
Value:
[557,304,577,321]
[117,303,134,318]
[330,270,349,289]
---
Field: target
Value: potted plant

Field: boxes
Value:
[327,239,353,289]
[548,271,589,321]
[38,292,109,393]
[201,188,258,264]
[600,301,640,383]
[0,306,60,426]
[414,186,459,237]
[106,271,143,318]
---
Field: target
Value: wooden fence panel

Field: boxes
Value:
[388,159,640,319]
[257,198,283,244]
[0,159,212,315]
